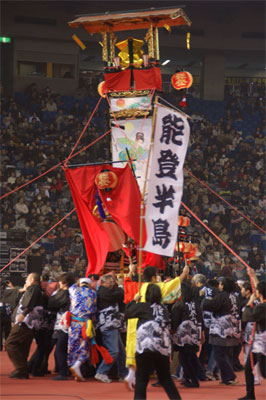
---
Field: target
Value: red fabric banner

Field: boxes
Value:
[104,67,162,91]
[65,167,110,276]
[141,251,166,270]
[65,164,143,276]
[133,66,162,91]
[99,165,143,243]
[104,70,131,91]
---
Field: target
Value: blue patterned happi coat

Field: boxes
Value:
[68,284,97,366]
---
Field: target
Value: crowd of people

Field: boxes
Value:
[1,265,265,400]
[0,81,265,282]
[181,90,265,280]
[0,79,265,399]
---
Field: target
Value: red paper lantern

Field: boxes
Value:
[97,81,107,98]
[171,71,193,90]
[178,216,190,227]
[95,170,118,190]
[175,242,198,253]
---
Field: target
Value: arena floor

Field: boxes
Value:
[0,347,265,400]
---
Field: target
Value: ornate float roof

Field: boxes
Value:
[68,7,191,34]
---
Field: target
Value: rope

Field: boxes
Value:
[0,128,111,201]
[181,201,252,270]
[184,167,266,234]
[0,208,76,274]
[65,96,103,164]
[0,92,155,274]
[0,91,154,201]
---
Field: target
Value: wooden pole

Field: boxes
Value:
[138,95,158,290]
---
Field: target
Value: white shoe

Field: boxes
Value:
[70,364,84,382]
[94,373,112,383]
[124,372,135,391]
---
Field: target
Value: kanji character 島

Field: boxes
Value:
[152,218,171,249]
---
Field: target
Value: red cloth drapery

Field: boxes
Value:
[133,66,162,91]
[104,69,131,91]
[65,164,143,276]
[141,251,166,270]
[104,66,162,91]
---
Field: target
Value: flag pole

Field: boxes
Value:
[138,95,158,290]
[65,159,136,168]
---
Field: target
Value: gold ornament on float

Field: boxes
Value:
[116,37,144,69]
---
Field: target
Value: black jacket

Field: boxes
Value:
[97,286,124,311]
[97,285,124,332]
[125,300,171,356]
[202,291,241,345]
[21,284,43,316]
[243,302,266,357]
[171,300,202,348]
[48,289,70,313]
[242,302,266,334]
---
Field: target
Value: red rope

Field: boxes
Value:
[181,201,257,303]
[0,128,111,201]
[1,91,154,202]
[65,96,103,164]
[0,93,155,273]
[181,201,252,270]
[0,208,76,273]
[184,167,266,234]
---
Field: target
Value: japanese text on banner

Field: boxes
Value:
[144,105,190,256]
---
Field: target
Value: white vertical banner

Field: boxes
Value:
[111,118,152,194]
[143,105,190,256]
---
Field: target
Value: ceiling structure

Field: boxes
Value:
[66,1,265,75]
[2,0,265,75]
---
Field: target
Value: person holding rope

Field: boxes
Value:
[202,276,241,385]
[240,281,261,385]
[238,269,266,400]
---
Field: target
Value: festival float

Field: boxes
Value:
[66,7,197,277]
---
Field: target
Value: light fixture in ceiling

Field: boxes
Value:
[161,59,171,66]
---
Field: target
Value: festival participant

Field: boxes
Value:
[48,272,75,380]
[6,273,43,379]
[94,274,127,383]
[191,274,218,380]
[67,278,96,381]
[202,277,241,385]
[240,281,261,385]
[125,284,181,400]
[238,275,265,400]
[171,281,203,388]
[123,264,189,390]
